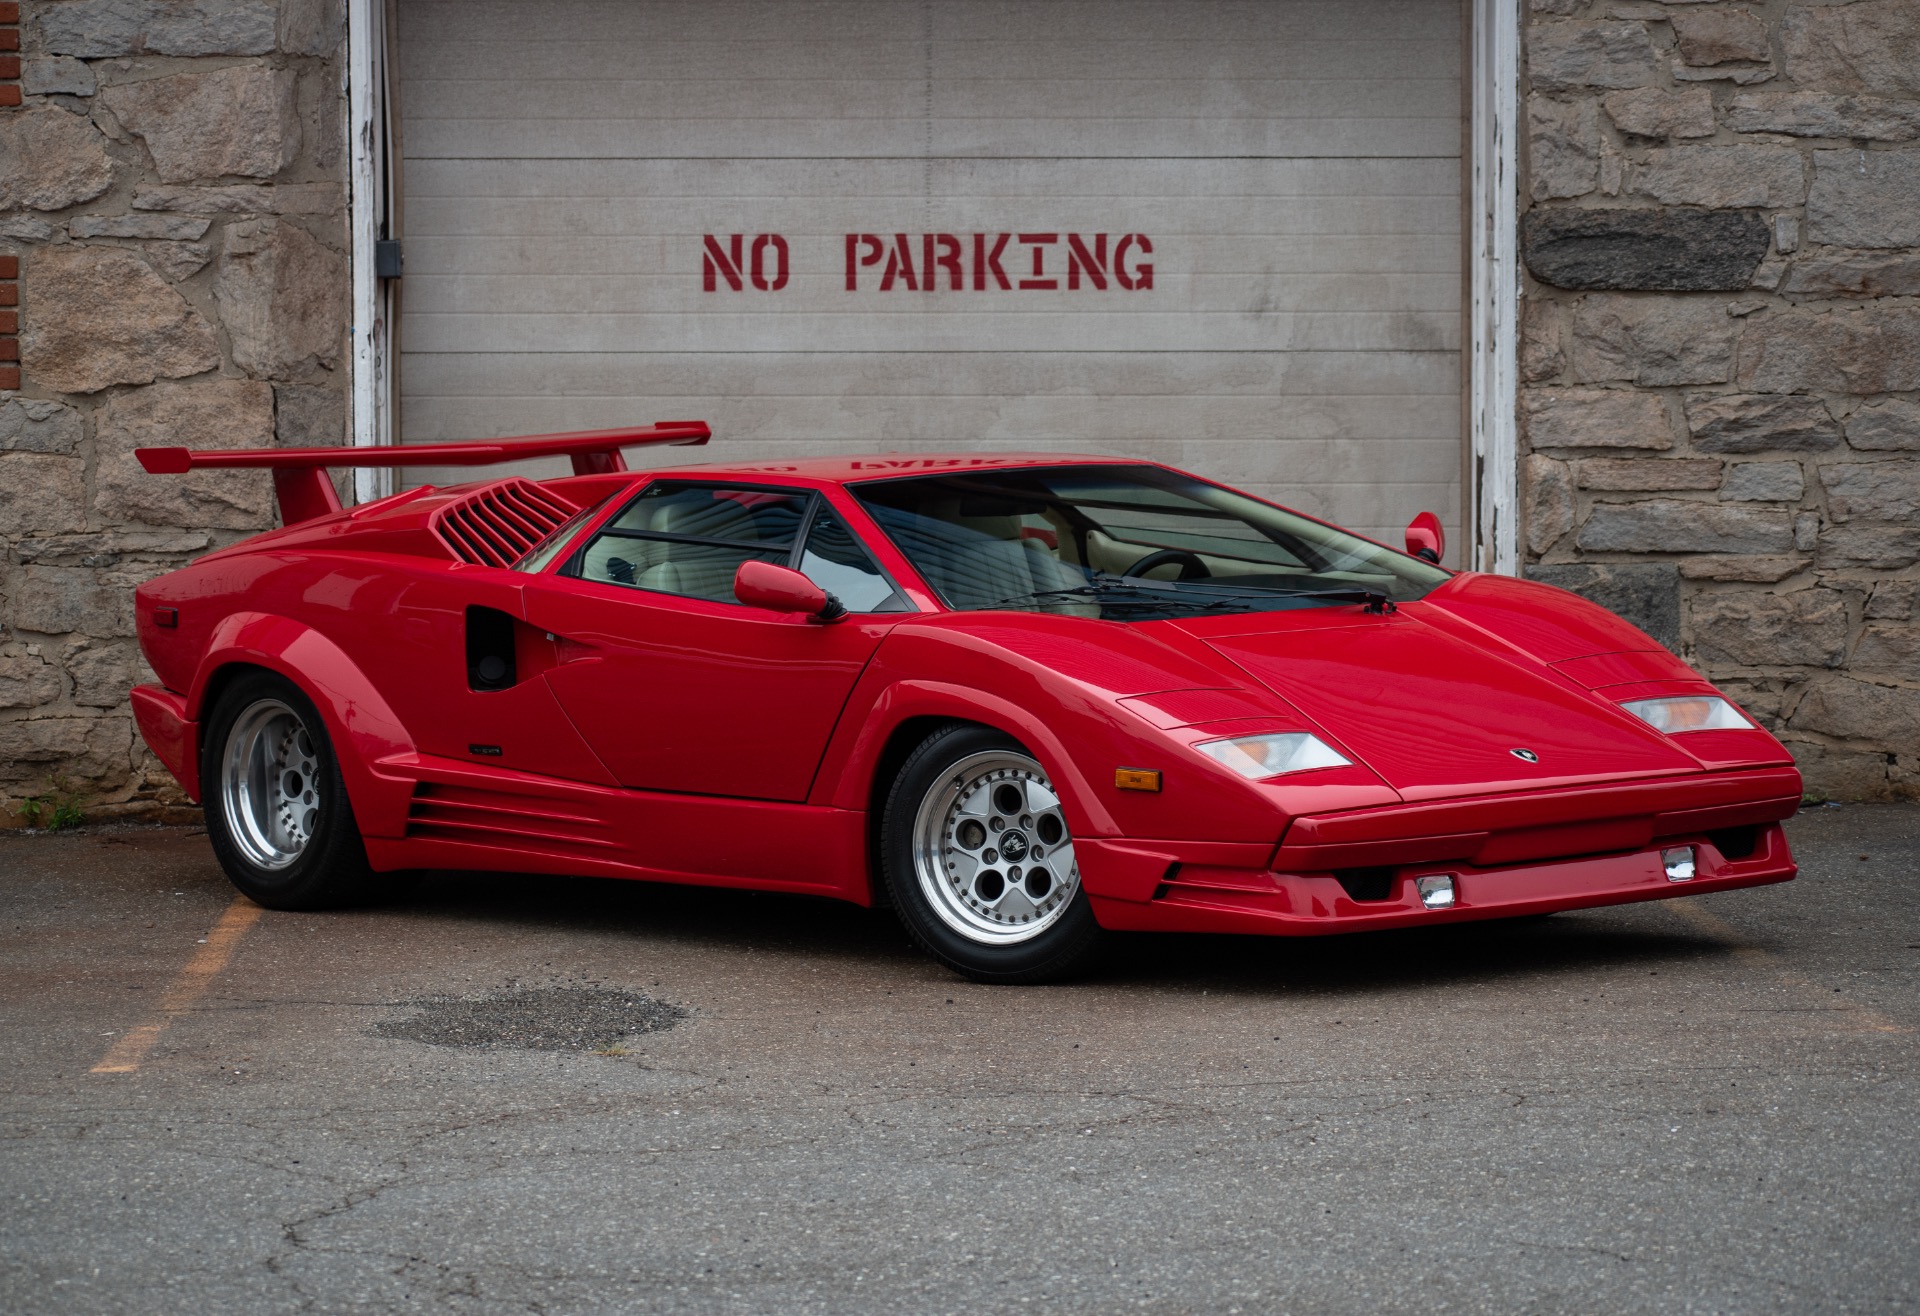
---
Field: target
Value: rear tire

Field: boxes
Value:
[881,725,1103,984]
[202,671,377,910]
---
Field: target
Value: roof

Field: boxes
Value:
[628,451,1148,484]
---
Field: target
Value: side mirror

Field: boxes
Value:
[1405,511,1444,565]
[734,560,846,621]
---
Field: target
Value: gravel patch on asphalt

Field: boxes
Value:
[374,985,687,1052]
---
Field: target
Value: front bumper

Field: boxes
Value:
[1080,766,1801,936]
[1086,822,1793,935]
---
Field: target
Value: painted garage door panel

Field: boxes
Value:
[397,0,1462,548]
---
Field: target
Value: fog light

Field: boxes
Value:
[1415,874,1456,909]
[1663,846,1696,882]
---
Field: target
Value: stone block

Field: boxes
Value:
[1774,216,1799,254]
[1790,675,1920,753]
[132,183,343,214]
[1683,393,1840,454]
[0,653,64,710]
[1521,208,1769,292]
[1781,0,1920,96]
[1677,556,1810,582]
[1522,562,1681,649]
[1806,150,1920,250]
[0,105,115,211]
[145,240,212,282]
[1602,87,1715,139]
[215,220,346,378]
[0,217,61,242]
[1794,512,1820,552]
[1782,252,1920,299]
[9,567,135,638]
[278,0,344,56]
[1844,400,1920,452]
[1528,21,1659,91]
[1720,462,1804,503]
[1735,308,1920,394]
[0,400,84,455]
[1851,623,1920,680]
[1572,296,1734,387]
[19,247,219,396]
[66,641,148,708]
[1520,298,1565,382]
[1529,97,1601,200]
[101,66,298,184]
[92,378,275,532]
[1816,524,1920,570]
[273,384,345,447]
[1691,589,1849,668]
[0,454,86,535]
[1523,453,1574,555]
[1670,8,1770,65]
[1523,388,1673,450]
[0,715,134,789]
[1575,500,1795,554]
[22,56,96,97]
[1630,147,1804,209]
[12,530,209,566]
[1575,457,1722,490]
[36,0,276,57]
[1821,461,1920,523]
[1726,92,1920,141]
[1788,741,1894,802]
[68,214,212,241]
[1866,580,1916,620]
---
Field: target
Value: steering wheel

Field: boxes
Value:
[1122,549,1211,580]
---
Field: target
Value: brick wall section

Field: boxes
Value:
[0,4,21,108]
[1520,0,1920,800]
[0,0,349,823]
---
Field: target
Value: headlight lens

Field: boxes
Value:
[1620,695,1750,734]
[1196,732,1352,779]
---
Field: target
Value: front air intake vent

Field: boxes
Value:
[430,478,577,567]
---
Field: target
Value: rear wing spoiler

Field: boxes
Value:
[135,421,711,527]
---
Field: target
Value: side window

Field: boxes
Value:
[799,505,909,614]
[574,483,808,603]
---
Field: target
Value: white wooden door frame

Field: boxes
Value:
[346,0,394,503]
[1468,0,1520,574]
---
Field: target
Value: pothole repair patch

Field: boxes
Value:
[375,986,687,1052]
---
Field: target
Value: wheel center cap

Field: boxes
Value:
[998,830,1030,861]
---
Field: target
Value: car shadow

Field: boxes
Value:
[386,869,1733,1000]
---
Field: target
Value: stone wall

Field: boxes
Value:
[1521,0,1920,799]
[0,0,347,823]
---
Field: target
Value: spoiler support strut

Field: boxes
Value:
[136,422,711,527]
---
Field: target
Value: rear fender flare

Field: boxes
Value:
[825,679,1119,839]
[188,612,415,837]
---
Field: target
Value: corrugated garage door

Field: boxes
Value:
[397,0,1461,548]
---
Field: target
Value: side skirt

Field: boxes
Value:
[362,752,870,903]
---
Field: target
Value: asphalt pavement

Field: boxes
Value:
[1,804,1915,1314]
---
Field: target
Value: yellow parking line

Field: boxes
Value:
[91,897,263,1074]
[1666,899,1908,1035]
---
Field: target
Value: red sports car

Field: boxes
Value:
[130,424,1799,983]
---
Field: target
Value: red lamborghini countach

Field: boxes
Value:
[129,424,1799,983]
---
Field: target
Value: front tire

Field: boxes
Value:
[881,725,1103,984]
[202,671,376,910]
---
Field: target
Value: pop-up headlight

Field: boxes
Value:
[1620,695,1750,735]
[1196,732,1352,780]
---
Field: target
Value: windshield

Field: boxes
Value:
[851,465,1450,621]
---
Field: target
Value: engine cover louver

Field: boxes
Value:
[429,478,577,567]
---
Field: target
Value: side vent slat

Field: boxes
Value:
[429,477,579,567]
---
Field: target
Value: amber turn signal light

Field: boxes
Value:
[1115,768,1162,792]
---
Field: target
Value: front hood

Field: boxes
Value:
[1180,607,1701,801]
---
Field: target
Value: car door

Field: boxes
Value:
[522,480,913,801]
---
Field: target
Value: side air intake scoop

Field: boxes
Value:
[135,421,712,527]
